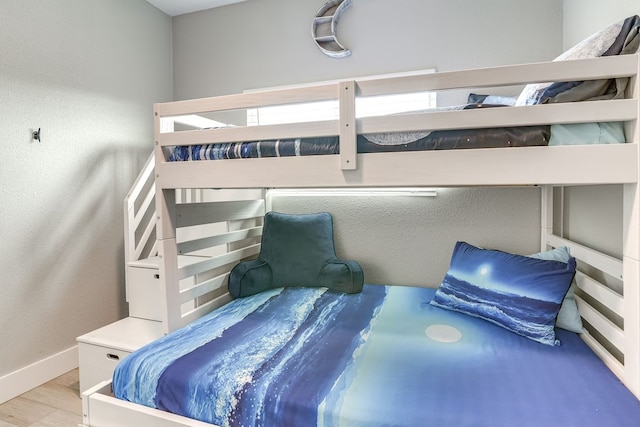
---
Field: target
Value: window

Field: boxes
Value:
[246,70,436,126]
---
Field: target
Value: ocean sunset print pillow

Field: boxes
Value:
[431,242,576,345]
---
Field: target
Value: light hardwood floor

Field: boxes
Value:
[0,369,81,427]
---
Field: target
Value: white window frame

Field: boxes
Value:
[245,69,437,126]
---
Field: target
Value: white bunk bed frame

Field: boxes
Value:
[81,55,640,427]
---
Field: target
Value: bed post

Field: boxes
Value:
[540,185,554,251]
[153,105,179,335]
[339,80,356,170]
[623,183,640,397]
[622,54,640,397]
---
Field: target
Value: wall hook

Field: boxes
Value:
[32,128,41,142]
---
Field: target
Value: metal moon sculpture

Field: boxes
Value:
[312,0,352,58]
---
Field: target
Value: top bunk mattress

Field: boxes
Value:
[167,119,625,162]
[112,284,640,427]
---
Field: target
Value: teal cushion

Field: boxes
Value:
[431,241,576,346]
[229,212,364,298]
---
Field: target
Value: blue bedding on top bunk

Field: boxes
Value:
[112,285,640,427]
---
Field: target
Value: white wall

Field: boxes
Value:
[173,0,563,102]
[563,0,639,49]
[0,0,172,393]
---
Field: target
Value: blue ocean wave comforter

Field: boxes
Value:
[113,285,640,427]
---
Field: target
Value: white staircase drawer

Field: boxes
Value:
[78,343,129,394]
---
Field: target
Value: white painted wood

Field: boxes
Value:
[157,238,179,333]
[356,55,638,96]
[622,58,640,397]
[180,272,230,303]
[545,234,623,279]
[126,255,209,321]
[574,271,624,318]
[0,346,78,404]
[358,99,635,134]
[83,381,217,427]
[581,332,626,385]
[339,80,356,170]
[623,254,640,397]
[77,318,164,392]
[124,152,157,292]
[158,83,339,117]
[157,100,634,149]
[180,293,234,327]
[175,200,265,228]
[160,119,340,147]
[540,186,554,251]
[177,226,263,254]
[575,295,625,353]
[178,244,260,280]
[156,144,638,190]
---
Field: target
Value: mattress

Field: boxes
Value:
[112,284,640,427]
[168,120,624,161]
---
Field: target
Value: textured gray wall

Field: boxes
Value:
[0,0,172,378]
[271,187,542,287]
[172,0,564,102]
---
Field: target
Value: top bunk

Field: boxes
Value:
[153,53,640,190]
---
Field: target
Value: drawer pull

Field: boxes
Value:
[154,273,160,279]
[106,353,120,361]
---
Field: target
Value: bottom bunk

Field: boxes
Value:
[81,185,640,426]
[83,283,640,427]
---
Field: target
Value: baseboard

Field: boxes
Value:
[0,345,78,404]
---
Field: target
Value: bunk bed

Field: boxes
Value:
[80,28,640,426]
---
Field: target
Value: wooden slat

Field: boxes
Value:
[175,200,265,228]
[158,99,635,148]
[156,143,639,189]
[359,99,636,135]
[576,295,625,353]
[177,244,260,280]
[581,332,626,383]
[574,271,624,317]
[125,153,155,212]
[339,80,357,170]
[356,55,639,96]
[134,215,156,260]
[178,226,263,254]
[86,382,214,427]
[179,293,233,328]
[545,234,623,279]
[133,183,156,230]
[157,83,339,116]
[622,252,640,397]
[180,272,229,304]
[159,119,340,147]
[158,238,180,334]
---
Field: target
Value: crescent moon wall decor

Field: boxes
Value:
[312,0,352,58]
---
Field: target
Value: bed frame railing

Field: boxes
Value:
[124,152,157,291]
[542,186,640,398]
[157,190,265,331]
[155,55,639,174]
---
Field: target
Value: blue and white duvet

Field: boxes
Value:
[113,285,640,427]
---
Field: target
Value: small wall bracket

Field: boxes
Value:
[32,128,41,142]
